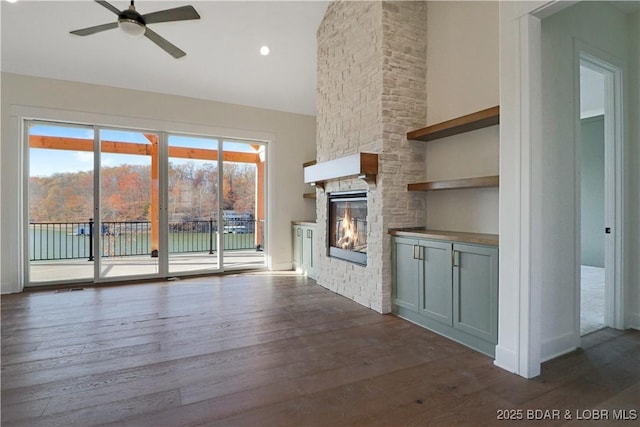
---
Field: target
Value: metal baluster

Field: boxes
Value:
[209,219,214,254]
[88,219,94,261]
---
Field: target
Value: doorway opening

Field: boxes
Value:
[578,53,622,336]
[579,63,605,335]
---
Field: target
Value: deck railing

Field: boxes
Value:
[29,219,258,261]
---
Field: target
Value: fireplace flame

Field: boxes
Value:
[337,207,358,250]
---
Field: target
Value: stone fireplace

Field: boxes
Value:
[328,191,367,265]
[314,1,428,313]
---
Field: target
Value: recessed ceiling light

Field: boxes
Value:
[260,45,270,56]
[6,0,19,3]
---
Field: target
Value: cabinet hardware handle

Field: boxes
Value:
[297,228,301,237]
[413,245,419,260]
[452,250,459,267]
[419,246,425,261]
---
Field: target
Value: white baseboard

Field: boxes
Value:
[0,283,23,294]
[494,345,518,374]
[626,311,640,330]
[270,262,293,271]
[541,331,578,362]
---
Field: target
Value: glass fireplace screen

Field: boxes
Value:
[328,192,367,265]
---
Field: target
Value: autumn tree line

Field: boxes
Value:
[30,162,256,223]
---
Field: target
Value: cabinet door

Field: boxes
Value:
[419,240,453,325]
[292,225,302,267]
[302,225,315,278]
[452,243,498,343]
[392,237,420,312]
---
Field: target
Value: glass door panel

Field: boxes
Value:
[99,129,159,279]
[168,135,221,274]
[222,140,266,269]
[27,122,95,284]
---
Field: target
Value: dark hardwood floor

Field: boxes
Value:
[1,273,638,426]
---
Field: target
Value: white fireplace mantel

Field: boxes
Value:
[303,152,378,189]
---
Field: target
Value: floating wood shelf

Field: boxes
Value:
[304,152,378,189]
[408,175,499,192]
[407,106,500,142]
[303,192,316,199]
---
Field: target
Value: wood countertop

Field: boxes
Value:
[291,221,317,226]
[388,228,498,246]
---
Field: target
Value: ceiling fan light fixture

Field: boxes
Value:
[118,19,146,37]
[70,1,200,58]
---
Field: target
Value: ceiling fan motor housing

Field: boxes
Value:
[118,9,146,36]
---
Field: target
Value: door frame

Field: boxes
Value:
[219,138,268,271]
[498,0,627,378]
[164,132,224,276]
[19,106,272,287]
[576,49,625,332]
[94,125,163,283]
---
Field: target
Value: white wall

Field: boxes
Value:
[424,1,499,234]
[426,1,499,124]
[0,73,316,293]
[539,2,639,360]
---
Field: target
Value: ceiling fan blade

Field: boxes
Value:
[144,28,186,58]
[95,0,121,16]
[70,22,118,36]
[142,5,200,24]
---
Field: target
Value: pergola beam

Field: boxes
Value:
[29,136,260,163]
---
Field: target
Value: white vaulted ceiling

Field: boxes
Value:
[1,0,329,116]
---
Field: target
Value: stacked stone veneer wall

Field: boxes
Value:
[315,1,427,313]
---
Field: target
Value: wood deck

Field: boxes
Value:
[1,274,638,426]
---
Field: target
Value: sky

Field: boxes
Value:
[29,124,260,177]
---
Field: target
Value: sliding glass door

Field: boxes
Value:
[25,121,266,286]
[98,128,159,279]
[221,140,266,269]
[27,122,95,284]
[167,135,221,274]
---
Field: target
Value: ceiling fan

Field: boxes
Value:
[70,0,200,58]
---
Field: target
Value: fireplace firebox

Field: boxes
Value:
[328,191,367,265]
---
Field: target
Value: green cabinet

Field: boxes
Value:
[392,235,498,356]
[420,240,453,325]
[453,243,498,345]
[292,223,316,279]
[393,237,452,323]
[392,237,421,312]
[302,225,315,279]
[293,225,303,267]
